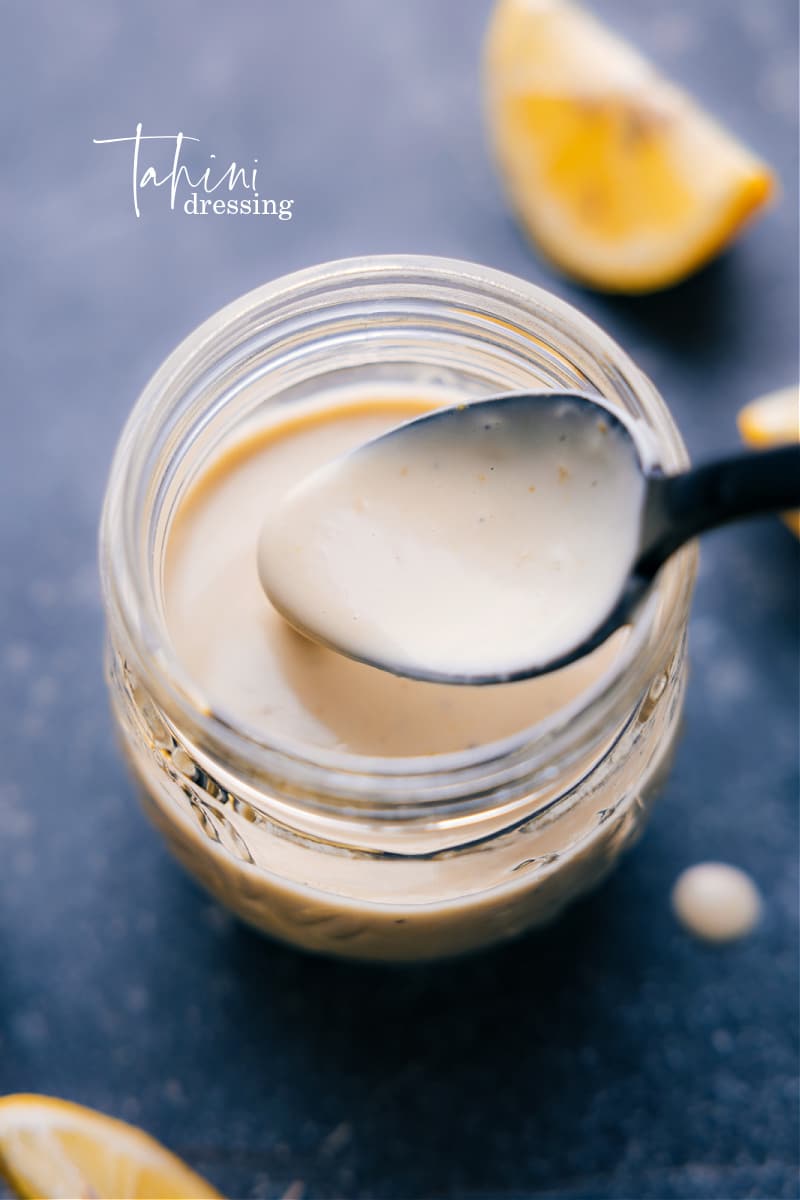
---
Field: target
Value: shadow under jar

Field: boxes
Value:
[100,255,696,962]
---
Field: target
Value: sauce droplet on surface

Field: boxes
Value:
[671,862,762,943]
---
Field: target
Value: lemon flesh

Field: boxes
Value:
[738,385,800,536]
[0,1094,222,1199]
[484,0,775,292]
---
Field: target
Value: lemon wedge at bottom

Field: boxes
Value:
[0,1094,222,1199]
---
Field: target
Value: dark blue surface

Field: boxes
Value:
[1,2,798,1197]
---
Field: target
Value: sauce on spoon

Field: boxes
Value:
[258,395,646,682]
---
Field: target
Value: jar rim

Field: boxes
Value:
[100,254,694,807]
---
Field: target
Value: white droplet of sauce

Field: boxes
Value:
[257,399,645,679]
[671,862,762,943]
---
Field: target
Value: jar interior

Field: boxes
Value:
[146,293,667,640]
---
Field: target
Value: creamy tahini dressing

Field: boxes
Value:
[152,390,685,960]
[165,393,626,756]
[258,397,645,679]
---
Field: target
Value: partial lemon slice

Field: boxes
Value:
[738,385,800,536]
[483,0,775,292]
[0,1094,222,1199]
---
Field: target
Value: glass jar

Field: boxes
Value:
[100,255,696,962]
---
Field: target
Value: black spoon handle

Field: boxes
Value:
[636,444,800,581]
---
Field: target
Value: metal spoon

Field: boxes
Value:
[258,392,800,685]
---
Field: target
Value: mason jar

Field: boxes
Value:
[99,255,696,962]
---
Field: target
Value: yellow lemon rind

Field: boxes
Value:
[0,1093,222,1200]
[483,0,776,293]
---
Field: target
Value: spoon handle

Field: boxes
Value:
[636,444,800,580]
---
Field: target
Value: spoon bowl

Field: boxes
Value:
[258,391,800,685]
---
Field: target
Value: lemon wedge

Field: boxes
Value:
[738,385,800,536]
[483,0,775,292]
[0,1094,222,1199]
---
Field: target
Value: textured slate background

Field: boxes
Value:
[0,2,798,1197]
